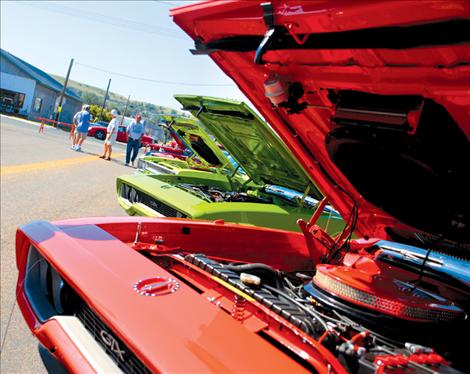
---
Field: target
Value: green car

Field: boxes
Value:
[117,95,344,233]
[137,116,236,176]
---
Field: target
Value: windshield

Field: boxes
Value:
[222,150,246,175]
[265,185,338,214]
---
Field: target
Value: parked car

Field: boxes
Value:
[136,113,234,175]
[87,123,108,140]
[88,122,154,146]
[118,95,345,233]
[93,120,109,127]
[15,1,469,373]
[146,118,192,158]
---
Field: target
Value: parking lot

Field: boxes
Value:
[0,115,133,373]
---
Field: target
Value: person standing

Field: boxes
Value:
[99,109,119,161]
[126,114,144,166]
[38,119,46,134]
[69,122,76,140]
[72,104,91,151]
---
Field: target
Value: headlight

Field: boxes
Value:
[25,246,67,320]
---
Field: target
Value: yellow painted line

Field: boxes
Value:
[1,153,125,176]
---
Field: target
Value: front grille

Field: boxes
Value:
[121,184,186,218]
[138,159,176,175]
[75,300,151,374]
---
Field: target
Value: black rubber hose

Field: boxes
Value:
[224,263,283,289]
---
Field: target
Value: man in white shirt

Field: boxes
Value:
[99,109,119,161]
[125,114,145,166]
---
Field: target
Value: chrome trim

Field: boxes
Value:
[376,240,470,286]
[49,316,123,374]
[137,159,176,175]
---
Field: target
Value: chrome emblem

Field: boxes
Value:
[100,330,126,362]
[133,276,180,296]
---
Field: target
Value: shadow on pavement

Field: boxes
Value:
[73,149,137,168]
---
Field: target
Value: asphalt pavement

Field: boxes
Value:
[0,115,138,373]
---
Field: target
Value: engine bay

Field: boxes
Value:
[126,219,469,373]
[138,249,467,373]
[17,216,469,373]
[176,182,322,208]
[176,183,275,204]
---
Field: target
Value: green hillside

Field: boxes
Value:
[52,75,186,123]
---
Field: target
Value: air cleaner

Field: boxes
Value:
[311,264,465,322]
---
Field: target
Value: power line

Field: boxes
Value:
[20,2,186,40]
[153,1,181,6]
[153,1,204,6]
[74,62,235,87]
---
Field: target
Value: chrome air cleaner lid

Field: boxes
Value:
[311,263,465,322]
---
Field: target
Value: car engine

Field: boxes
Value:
[177,183,274,204]
[140,242,468,373]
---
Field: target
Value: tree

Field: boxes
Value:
[89,104,112,122]
[81,91,102,106]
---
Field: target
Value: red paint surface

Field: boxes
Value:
[35,320,97,374]
[171,0,470,241]
[17,218,342,373]
[15,2,470,372]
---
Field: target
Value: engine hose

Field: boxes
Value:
[264,284,331,334]
[224,263,283,289]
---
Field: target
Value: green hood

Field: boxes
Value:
[175,95,315,194]
[162,115,234,172]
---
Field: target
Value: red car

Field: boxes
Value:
[146,125,189,158]
[15,1,470,373]
[86,122,108,140]
[88,123,154,146]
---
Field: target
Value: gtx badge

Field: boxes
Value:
[100,330,127,362]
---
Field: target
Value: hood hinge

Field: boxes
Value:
[255,2,283,64]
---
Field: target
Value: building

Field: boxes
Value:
[0,49,82,123]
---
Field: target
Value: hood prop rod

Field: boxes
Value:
[299,184,312,208]
[227,164,241,191]
[297,198,333,264]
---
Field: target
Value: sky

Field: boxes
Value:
[0,1,249,110]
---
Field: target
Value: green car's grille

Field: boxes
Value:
[121,184,186,218]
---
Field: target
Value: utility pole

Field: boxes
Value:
[99,78,112,121]
[54,58,74,124]
[120,95,131,126]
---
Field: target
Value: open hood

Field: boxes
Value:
[172,1,470,250]
[161,115,234,171]
[175,95,316,193]
[158,119,188,152]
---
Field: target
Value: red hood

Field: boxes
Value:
[17,218,315,372]
[172,0,470,248]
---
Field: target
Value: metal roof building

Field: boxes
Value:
[0,48,82,123]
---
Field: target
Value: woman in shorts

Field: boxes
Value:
[100,109,119,161]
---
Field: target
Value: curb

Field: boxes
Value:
[0,114,42,127]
